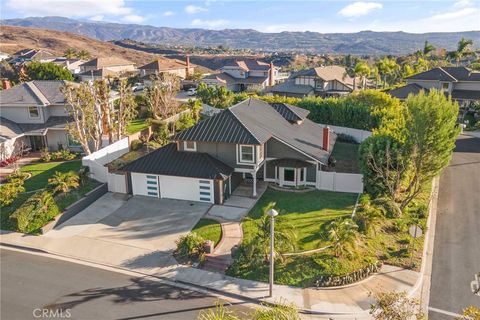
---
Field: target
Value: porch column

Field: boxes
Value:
[252,169,257,197]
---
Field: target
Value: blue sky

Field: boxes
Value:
[2,0,479,33]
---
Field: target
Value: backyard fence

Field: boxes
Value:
[82,137,129,193]
[317,171,363,193]
[321,124,372,143]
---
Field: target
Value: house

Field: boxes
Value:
[0,80,81,159]
[270,65,360,98]
[202,59,278,92]
[9,49,57,65]
[123,98,336,204]
[52,58,86,75]
[77,68,120,82]
[138,56,194,79]
[78,57,136,80]
[388,67,480,107]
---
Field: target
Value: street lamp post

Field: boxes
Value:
[268,208,278,298]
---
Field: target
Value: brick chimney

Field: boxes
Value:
[323,126,330,152]
[268,62,274,87]
[185,55,190,78]
[2,80,11,90]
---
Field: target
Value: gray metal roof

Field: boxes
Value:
[123,143,234,180]
[0,80,69,106]
[17,116,72,136]
[387,83,429,100]
[0,117,24,141]
[451,89,480,100]
[406,67,458,82]
[175,108,262,144]
[270,103,310,122]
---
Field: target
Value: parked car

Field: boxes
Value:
[187,88,197,96]
[132,83,145,92]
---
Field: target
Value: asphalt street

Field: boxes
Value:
[0,249,251,320]
[429,135,480,319]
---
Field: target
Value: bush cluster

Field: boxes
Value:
[41,149,77,162]
[0,178,25,207]
[175,232,206,262]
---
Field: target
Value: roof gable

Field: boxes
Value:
[406,67,458,82]
[0,80,69,106]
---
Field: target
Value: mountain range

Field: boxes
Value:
[2,16,480,55]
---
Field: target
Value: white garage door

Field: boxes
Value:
[130,173,213,203]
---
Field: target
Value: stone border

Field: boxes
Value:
[315,261,383,287]
[267,184,315,193]
[40,183,108,234]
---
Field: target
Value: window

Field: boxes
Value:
[67,134,81,147]
[284,168,295,182]
[183,141,196,151]
[239,145,254,163]
[300,168,304,181]
[28,106,40,118]
[441,82,450,92]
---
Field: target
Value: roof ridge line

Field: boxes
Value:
[438,67,458,82]
[228,104,261,144]
[25,81,50,106]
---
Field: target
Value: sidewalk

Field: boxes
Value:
[0,228,419,318]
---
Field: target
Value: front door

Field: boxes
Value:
[29,136,45,150]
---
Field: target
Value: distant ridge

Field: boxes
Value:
[2,16,479,55]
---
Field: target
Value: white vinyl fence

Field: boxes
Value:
[317,171,364,193]
[321,124,372,143]
[82,137,129,193]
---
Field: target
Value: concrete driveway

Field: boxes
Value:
[42,195,211,271]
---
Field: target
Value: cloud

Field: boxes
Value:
[338,2,383,18]
[191,19,229,29]
[122,14,146,23]
[163,11,174,17]
[185,5,207,14]
[5,0,147,23]
[453,0,473,8]
[90,15,104,21]
[429,7,478,21]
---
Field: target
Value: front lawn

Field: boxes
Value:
[243,189,358,251]
[331,142,360,173]
[192,218,222,246]
[21,160,82,192]
[126,118,150,135]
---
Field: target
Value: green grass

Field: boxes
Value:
[243,188,358,252]
[192,218,222,246]
[331,142,360,173]
[0,160,83,230]
[126,118,150,135]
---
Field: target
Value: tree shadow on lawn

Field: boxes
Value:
[22,161,82,192]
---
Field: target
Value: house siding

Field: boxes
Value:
[266,138,312,161]
[1,106,45,123]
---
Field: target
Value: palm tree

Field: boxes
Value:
[353,195,384,235]
[48,171,80,195]
[376,58,400,88]
[64,48,77,59]
[249,202,296,262]
[325,218,359,258]
[76,49,91,60]
[447,38,474,66]
[354,61,371,90]
[423,40,436,56]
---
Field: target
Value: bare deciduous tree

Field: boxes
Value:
[116,79,137,140]
[145,73,180,120]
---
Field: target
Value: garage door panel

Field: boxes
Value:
[159,176,213,203]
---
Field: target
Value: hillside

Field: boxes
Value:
[2,17,480,55]
[0,25,157,65]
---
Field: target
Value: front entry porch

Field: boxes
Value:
[268,158,313,188]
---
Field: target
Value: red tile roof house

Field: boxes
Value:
[202,59,278,92]
[123,98,337,204]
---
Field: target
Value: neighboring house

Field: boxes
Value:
[202,59,278,92]
[0,52,10,61]
[270,65,360,98]
[77,68,120,82]
[78,57,136,80]
[388,67,480,107]
[138,56,194,79]
[0,80,82,159]
[52,58,86,74]
[123,98,336,204]
[9,49,57,65]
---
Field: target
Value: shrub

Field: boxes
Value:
[40,148,51,162]
[130,139,143,151]
[0,180,25,207]
[5,171,29,183]
[48,171,80,195]
[9,190,59,233]
[175,232,206,260]
[252,300,301,320]
[176,111,196,131]
[78,166,90,185]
